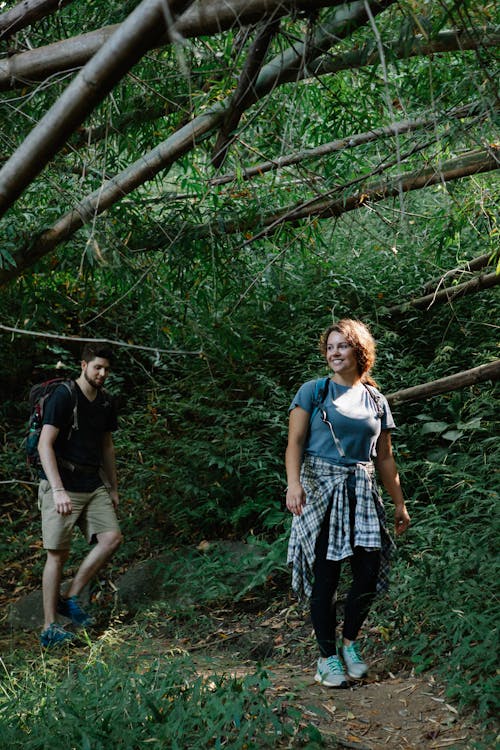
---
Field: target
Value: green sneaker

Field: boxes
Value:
[40,622,75,647]
[342,642,368,679]
[314,655,348,688]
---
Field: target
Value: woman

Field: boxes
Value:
[285,319,410,688]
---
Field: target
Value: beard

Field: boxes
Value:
[84,370,104,390]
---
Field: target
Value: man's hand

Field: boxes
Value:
[53,489,72,515]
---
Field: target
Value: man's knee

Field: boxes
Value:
[97,530,123,553]
[46,548,70,567]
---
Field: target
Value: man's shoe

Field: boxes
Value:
[314,655,349,688]
[57,595,94,627]
[40,622,75,647]
[342,642,369,679]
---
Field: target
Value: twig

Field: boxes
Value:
[0,324,202,355]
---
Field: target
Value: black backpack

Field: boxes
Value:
[25,378,78,467]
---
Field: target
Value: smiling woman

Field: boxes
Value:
[284,318,410,688]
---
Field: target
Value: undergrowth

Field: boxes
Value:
[0,640,295,749]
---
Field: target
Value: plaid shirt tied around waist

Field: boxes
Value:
[287,454,396,600]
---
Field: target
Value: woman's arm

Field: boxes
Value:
[374,429,410,535]
[285,406,310,516]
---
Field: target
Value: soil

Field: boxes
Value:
[136,594,492,750]
[1,590,494,749]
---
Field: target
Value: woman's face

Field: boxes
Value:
[325,331,359,382]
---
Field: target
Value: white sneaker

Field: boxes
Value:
[342,642,369,679]
[314,655,348,688]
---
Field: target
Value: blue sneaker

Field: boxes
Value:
[57,595,94,627]
[342,642,369,679]
[40,622,75,647]
[314,655,348,688]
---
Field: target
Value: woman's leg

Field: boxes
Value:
[310,502,342,657]
[342,547,380,641]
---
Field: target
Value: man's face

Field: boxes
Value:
[82,357,110,390]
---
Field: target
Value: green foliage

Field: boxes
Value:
[0,647,293,749]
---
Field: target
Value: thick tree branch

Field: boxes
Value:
[263,28,500,88]
[0,0,346,90]
[211,18,280,168]
[388,271,500,315]
[0,0,74,40]
[0,0,194,219]
[386,361,500,406]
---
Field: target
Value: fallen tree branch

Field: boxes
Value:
[386,360,500,406]
[421,250,499,295]
[388,271,500,315]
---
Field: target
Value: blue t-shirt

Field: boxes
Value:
[289,378,395,466]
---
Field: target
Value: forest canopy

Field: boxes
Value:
[0,0,499,728]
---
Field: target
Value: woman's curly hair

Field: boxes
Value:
[319,319,377,385]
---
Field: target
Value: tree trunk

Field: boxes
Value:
[387,361,500,406]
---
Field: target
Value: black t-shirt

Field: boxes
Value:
[41,381,118,491]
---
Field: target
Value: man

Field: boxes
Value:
[37,343,123,647]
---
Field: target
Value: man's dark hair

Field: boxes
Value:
[81,342,114,364]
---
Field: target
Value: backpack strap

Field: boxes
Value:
[362,383,385,419]
[310,376,331,424]
[60,380,78,437]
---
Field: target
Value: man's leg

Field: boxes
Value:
[42,548,69,629]
[64,530,122,599]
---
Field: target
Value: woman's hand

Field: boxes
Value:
[394,504,411,535]
[286,483,306,516]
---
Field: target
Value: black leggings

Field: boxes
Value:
[310,474,381,657]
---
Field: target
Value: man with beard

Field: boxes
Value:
[37,343,123,647]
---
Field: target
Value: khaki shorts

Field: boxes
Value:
[39,480,121,550]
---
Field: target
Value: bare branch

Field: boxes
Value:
[209,103,491,186]
[0,323,201,355]
[421,250,500,294]
[211,18,280,169]
[0,0,74,40]
[387,360,500,406]
[388,271,500,315]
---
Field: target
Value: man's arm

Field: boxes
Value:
[38,424,73,515]
[101,432,119,508]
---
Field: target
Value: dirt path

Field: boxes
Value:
[146,598,486,749]
[190,654,472,749]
